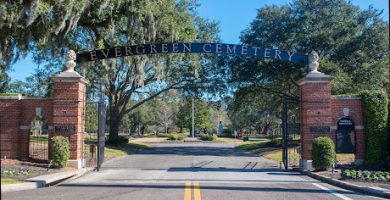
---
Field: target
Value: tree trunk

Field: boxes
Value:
[109,109,121,141]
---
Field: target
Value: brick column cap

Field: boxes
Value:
[297,72,332,86]
[52,71,88,84]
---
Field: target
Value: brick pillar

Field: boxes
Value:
[298,72,332,171]
[51,71,87,169]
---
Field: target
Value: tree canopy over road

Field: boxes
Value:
[1,0,388,138]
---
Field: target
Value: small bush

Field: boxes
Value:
[157,133,169,138]
[200,134,217,141]
[177,134,187,140]
[167,133,186,140]
[312,137,335,171]
[200,134,211,141]
[267,138,283,147]
[212,134,218,141]
[51,136,70,168]
[219,130,233,137]
[106,136,128,145]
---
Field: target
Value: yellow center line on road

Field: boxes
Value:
[184,182,192,200]
[193,182,201,200]
[184,182,202,200]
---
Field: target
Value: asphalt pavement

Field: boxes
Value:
[2,142,386,200]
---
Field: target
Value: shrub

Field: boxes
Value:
[219,130,233,138]
[200,134,212,141]
[312,137,335,171]
[157,133,169,138]
[51,136,70,168]
[177,134,187,140]
[212,134,218,141]
[167,133,186,140]
[106,136,128,145]
[267,137,283,147]
[360,90,389,166]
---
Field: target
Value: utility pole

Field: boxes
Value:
[191,97,195,137]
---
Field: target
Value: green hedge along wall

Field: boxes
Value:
[360,90,389,166]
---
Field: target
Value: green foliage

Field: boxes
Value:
[0,93,21,96]
[212,134,218,141]
[360,90,389,166]
[104,142,150,159]
[234,0,389,103]
[219,131,233,138]
[51,136,70,168]
[106,136,129,145]
[199,134,218,141]
[85,103,98,132]
[176,97,212,131]
[342,169,390,182]
[157,133,169,138]
[235,140,270,151]
[167,133,186,141]
[312,137,335,171]
[227,88,282,134]
[1,168,31,176]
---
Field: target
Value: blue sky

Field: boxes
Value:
[9,0,389,81]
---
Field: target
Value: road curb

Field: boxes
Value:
[305,171,390,199]
[1,168,90,193]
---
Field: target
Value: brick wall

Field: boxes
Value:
[331,96,365,160]
[1,74,87,164]
[299,73,365,165]
[0,96,53,160]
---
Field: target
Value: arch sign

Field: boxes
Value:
[76,43,308,65]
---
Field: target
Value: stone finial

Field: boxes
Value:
[65,50,77,72]
[308,51,320,73]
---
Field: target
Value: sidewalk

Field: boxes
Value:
[306,171,390,199]
[1,167,91,193]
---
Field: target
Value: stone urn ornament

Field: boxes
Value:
[308,51,320,73]
[65,50,77,72]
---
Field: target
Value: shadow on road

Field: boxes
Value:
[58,183,356,195]
[134,146,256,157]
[165,167,282,173]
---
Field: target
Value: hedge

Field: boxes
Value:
[51,136,70,168]
[312,137,335,171]
[360,90,389,166]
[200,134,218,141]
[167,133,186,141]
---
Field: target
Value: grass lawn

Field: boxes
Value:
[83,141,150,160]
[30,135,48,144]
[1,178,25,185]
[218,137,243,143]
[263,148,300,164]
[336,154,355,164]
[236,141,301,166]
[235,140,270,152]
[105,142,150,159]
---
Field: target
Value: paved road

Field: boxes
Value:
[2,142,385,200]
